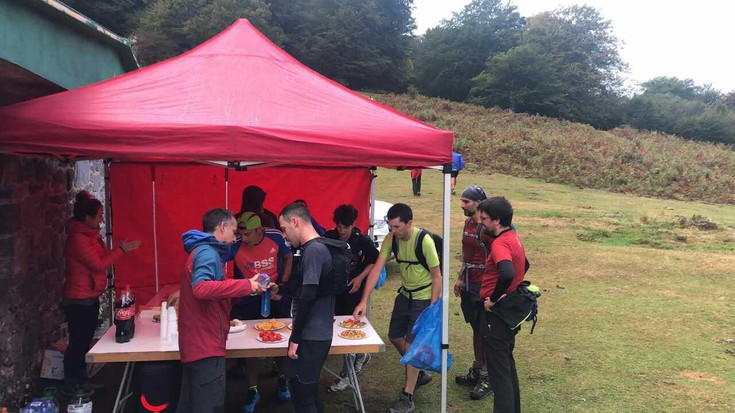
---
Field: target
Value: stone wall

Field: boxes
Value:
[0,155,104,407]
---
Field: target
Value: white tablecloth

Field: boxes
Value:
[87,314,385,363]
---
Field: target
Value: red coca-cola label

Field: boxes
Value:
[116,304,136,321]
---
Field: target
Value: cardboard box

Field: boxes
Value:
[40,342,105,380]
[40,349,64,380]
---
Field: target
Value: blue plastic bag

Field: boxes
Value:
[400,300,452,373]
[374,267,387,290]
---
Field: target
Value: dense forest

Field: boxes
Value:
[63,0,735,145]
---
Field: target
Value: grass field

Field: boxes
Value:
[225,168,735,412]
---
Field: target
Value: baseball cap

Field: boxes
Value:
[237,212,262,230]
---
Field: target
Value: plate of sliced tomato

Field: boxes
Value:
[257,330,287,343]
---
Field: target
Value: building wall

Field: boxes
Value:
[0,0,133,91]
[0,154,104,406]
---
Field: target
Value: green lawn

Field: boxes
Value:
[228,168,735,412]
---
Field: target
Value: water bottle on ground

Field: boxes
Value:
[66,389,92,413]
[21,388,58,413]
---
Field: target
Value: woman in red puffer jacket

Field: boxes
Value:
[62,191,140,394]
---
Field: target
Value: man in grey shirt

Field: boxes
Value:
[279,202,334,413]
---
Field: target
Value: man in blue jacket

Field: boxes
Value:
[176,208,270,413]
[452,151,465,195]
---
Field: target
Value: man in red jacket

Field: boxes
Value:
[176,208,269,413]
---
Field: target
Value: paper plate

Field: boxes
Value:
[256,334,288,343]
[339,330,368,340]
[254,322,286,331]
[338,320,366,329]
[229,320,247,334]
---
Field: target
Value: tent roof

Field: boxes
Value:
[0,19,453,167]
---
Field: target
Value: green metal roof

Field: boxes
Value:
[0,0,138,104]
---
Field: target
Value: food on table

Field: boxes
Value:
[258,331,284,342]
[152,313,161,323]
[338,319,366,329]
[229,319,247,333]
[254,319,286,331]
[339,329,367,340]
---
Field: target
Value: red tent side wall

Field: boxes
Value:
[111,163,372,304]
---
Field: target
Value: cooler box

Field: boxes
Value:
[137,361,181,413]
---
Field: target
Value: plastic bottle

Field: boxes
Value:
[115,285,136,343]
[159,300,168,341]
[257,274,271,317]
[20,384,32,408]
[21,388,59,413]
[66,388,92,413]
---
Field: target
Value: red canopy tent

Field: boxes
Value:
[0,19,455,411]
[0,20,451,166]
[0,17,453,298]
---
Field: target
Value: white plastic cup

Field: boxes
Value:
[160,301,168,341]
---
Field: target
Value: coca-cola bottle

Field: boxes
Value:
[115,285,136,343]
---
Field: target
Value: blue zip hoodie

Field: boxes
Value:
[182,230,229,286]
[178,230,253,363]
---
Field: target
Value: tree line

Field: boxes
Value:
[63,0,735,145]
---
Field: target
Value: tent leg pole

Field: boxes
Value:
[104,160,115,326]
[152,168,160,293]
[368,167,377,242]
[440,168,451,413]
[367,167,377,320]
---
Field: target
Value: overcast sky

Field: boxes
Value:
[412,0,735,93]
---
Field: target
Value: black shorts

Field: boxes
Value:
[388,294,430,343]
[451,170,460,178]
[460,289,484,332]
[230,295,291,320]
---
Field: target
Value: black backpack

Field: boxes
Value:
[391,229,443,275]
[311,237,351,296]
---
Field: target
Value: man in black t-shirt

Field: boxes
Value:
[325,204,379,392]
[279,202,335,413]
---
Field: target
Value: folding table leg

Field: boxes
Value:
[344,354,366,413]
[113,361,136,413]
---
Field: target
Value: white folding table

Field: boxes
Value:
[87,313,385,413]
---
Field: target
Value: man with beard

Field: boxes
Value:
[453,185,494,400]
[279,202,335,412]
[479,197,527,413]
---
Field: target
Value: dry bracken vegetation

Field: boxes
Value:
[374,94,735,205]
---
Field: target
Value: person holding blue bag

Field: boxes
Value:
[398,298,451,373]
[325,204,379,392]
[354,203,442,413]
